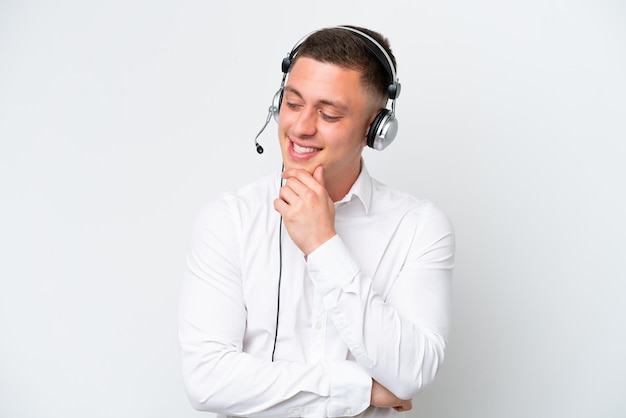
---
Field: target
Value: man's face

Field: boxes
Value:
[278,57,379,189]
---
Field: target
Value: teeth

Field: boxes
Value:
[293,142,321,153]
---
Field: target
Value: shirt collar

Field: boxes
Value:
[335,161,373,214]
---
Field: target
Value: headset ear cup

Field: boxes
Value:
[271,89,283,122]
[367,110,386,149]
[367,109,398,150]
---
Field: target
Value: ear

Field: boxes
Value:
[365,106,380,131]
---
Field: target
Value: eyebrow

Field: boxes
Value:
[284,86,349,112]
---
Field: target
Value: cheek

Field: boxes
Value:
[277,112,287,132]
[332,136,367,161]
[277,106,292,128]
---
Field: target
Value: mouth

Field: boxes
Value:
[292,141,322,154]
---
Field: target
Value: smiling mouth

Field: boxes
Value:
[292,142,322,154]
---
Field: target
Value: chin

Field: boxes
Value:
[283,160,317,174]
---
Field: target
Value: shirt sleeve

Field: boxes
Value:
[306,204,455,400]
[178,196,372,417]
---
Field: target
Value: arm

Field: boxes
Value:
[276,167,454,401]
[178,196,372,417]
[307,205,454,400]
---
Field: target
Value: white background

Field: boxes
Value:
[1,1,625,417]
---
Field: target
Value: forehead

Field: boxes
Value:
[285,57,371,106]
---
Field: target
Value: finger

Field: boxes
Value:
[313,165,325,188]
[278,182,300,204]
[282,168,325,192]
[273,197,289,214]
[282,175,325,205]
[282,177,308,198]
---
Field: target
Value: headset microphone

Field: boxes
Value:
[253,106,274,154]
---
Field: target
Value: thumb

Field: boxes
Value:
[313,165,325,187]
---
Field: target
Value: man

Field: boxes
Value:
[179,25,454,417]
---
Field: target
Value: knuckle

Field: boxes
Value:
[304,189,316,201]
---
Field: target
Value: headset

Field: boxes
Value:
[255,25,401,154]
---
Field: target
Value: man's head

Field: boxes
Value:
[276,26,399,200]
[292,26,398,107]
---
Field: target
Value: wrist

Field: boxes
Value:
[303,231,336,256]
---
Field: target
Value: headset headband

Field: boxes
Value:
[282,25,400,99]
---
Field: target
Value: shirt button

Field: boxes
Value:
[344,407,352,415]
[315,321,322,330]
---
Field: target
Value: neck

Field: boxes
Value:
[326,160,362,202]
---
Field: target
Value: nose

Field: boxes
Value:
[291,106,317,138]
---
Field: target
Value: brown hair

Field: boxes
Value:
[293,25,397,102]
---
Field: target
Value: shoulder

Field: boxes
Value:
[193,172,280,228]
[204,172,279,210]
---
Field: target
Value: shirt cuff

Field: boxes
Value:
[306,235,359,295]
[326,360,371,417]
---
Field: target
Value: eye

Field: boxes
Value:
[319,111,341,122]
[285,101,302,111]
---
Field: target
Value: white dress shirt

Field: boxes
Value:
[178,164,455,418]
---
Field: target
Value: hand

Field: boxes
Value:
[273,166,336,256]
[370,379,413,412]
